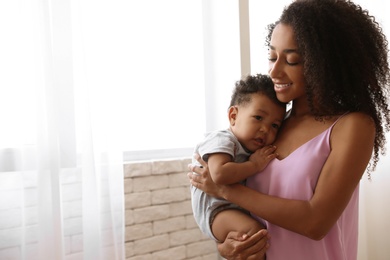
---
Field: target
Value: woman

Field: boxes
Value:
[189,0,390,259]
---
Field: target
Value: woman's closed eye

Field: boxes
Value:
[268,57,277,62]
[286,60,299,66]
[268,56,299,66]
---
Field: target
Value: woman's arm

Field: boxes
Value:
[190,113,375,240]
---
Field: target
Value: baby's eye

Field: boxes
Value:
[254,116,263,121]
[272,123,280,129]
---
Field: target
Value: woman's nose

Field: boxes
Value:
[269,60,283,78]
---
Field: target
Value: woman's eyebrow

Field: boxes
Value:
[269,45,298,54]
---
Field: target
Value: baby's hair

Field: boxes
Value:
[230,74,286,109]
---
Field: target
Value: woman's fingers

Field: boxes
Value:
[187,164,202,176]
[187,171,202,184]
[194,153,208,168]
[188,153,207,176]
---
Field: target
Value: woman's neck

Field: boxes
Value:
[289,99,312,118]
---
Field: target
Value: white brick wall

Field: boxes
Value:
[124,158,220,260]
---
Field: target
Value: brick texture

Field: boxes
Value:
[124,158,221,260]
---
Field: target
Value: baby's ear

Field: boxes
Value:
[228,106,238,126]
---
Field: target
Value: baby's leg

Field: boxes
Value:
[211,209,264,243]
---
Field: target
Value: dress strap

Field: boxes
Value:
[330,112,349,128]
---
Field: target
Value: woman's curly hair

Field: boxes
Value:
[266,0,390,172]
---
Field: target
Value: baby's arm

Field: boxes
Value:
[208,145,277,185]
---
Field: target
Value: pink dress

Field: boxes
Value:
[246,117,359,260]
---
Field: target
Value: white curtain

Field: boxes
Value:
[0,0,124,259]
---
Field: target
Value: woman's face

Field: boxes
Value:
[268,23,306,103]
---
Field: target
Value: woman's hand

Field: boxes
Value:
[218,229,270,260]
[188,153,225,198]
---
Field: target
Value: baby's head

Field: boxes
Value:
[229,74,286,152]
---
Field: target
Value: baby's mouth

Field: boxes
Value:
[254,138,264,146]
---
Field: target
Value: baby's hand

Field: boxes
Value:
[249,145,278,172]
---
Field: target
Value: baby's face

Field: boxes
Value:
[231,93,285,152]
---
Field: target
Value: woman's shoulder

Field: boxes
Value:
[335,112,375,130]
[331,112,375,144]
